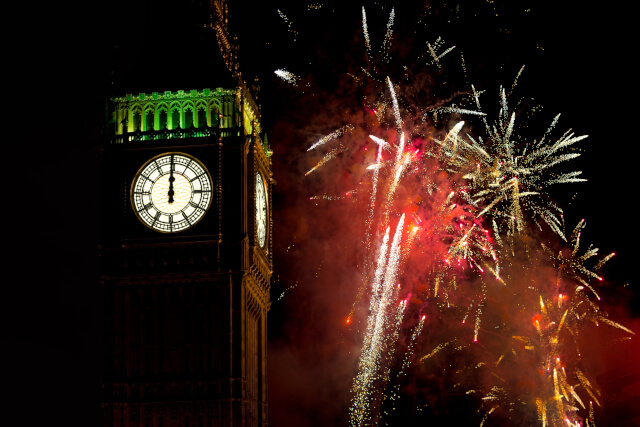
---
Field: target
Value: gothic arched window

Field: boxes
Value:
[170,108,180,129]
[183,105,194,129]
[157,105,168,130]
[144,109,155,131]
[131,107,142,132]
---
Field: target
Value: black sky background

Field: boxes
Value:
[8,1,637,425]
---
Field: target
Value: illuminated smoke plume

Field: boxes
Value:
[270,4,635,427]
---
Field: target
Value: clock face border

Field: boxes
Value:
[130,152,213,234]
[255,171,268,248]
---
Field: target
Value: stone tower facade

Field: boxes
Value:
[101,1,271,425]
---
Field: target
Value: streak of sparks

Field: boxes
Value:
[308,125,355,151]
[305,146,347,176]
[362,7,371,61]
[274,68,299,85]
[277,9,298,41]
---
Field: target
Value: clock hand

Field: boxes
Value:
[168,155,175,203]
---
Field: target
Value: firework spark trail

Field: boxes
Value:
[543,220,617,302]
[420,339,457,362]
[274,69,300,86]
[423,36,456,69]
[351,226,392,425]
[277,9,298,41]
[369,228,391,315]
[355,145,385,311]
[351,215,406,426]
[509,65,525,96]
[274,68,298,85]
[368,134,394,151]
[305,146,347,176]
[384,298,408,380]
[400,314,426,372]
[387,77,403,132]
[386,149,412,210]
[386,314,426,419]
[367,215,405,361]
[362,7,372,62]
[426,41,440,69]
[376,78,413,221]
[304,126,357,177]
[307,125,355,151]
[426,106,485,119]
[381,8,395,63]
[351,227,391,420]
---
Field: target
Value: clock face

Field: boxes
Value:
[131,153,212,232]
[255,172,267,247]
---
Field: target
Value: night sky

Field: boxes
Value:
[9,1,637,425]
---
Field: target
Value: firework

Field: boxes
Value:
[543,219,614,301]
[277,9,298,41]
[275,68,299,85]
[350,218,408,426]
[461,228,633,426]
[274,5,634,427]
[432,83,588,241]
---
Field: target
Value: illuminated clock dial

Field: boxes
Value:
[131,153,212,232]
[255,172,267,247]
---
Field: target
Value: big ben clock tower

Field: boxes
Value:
[100,1,272,425]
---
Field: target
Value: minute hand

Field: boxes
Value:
[168,155,175,203]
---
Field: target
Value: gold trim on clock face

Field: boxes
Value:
[131,153,212,233]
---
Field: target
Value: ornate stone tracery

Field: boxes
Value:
[113,88,236,134]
